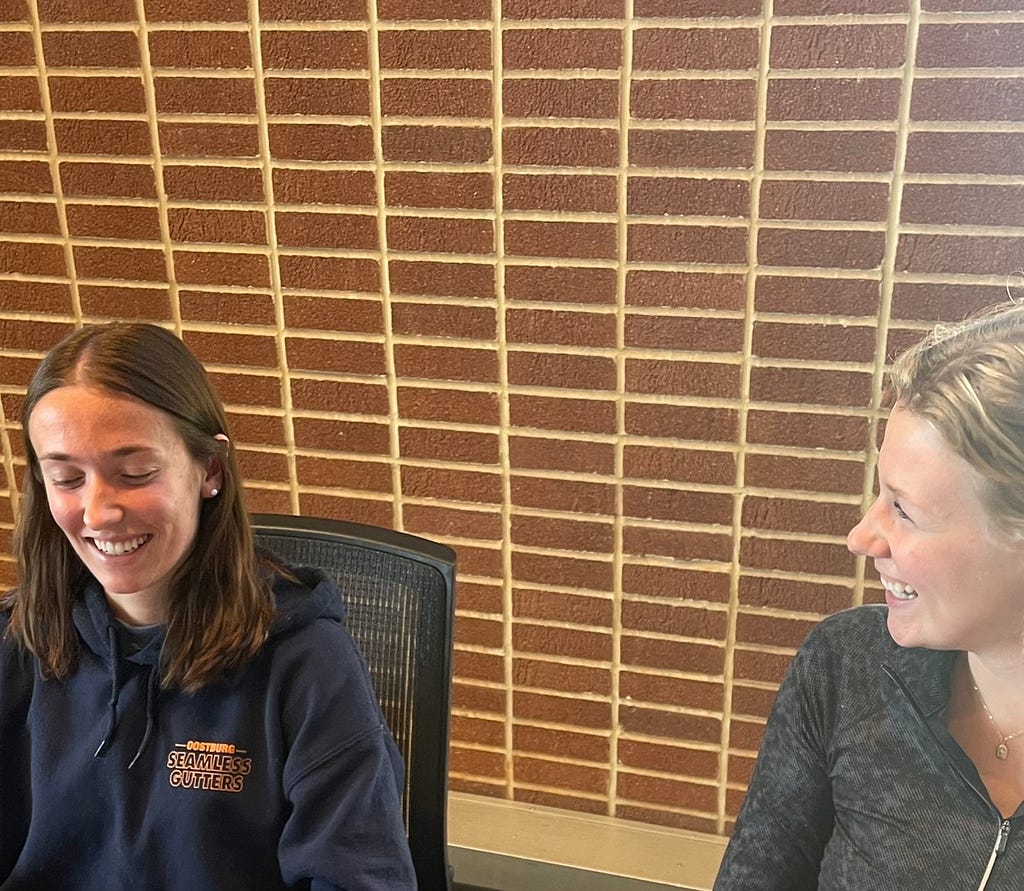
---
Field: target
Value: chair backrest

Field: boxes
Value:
[250,513,456,891]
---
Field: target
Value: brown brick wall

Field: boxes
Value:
[0,0,1018,845]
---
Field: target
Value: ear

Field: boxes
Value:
[202,457,224,499]
[202,434,230,498]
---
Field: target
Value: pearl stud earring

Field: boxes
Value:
[210,488,219,497]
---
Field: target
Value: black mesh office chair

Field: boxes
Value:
[250,513,456,891]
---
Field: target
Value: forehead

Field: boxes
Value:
[28,384,185,457]
[879,406,989,514]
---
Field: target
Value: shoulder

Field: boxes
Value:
[270,566,344,627]
[0,609,38,701]
[262,573,378,711]
[791,605,927,689]
[778,606,895,713]
[0,608,28,663]
[801,604,893,655]
[785,605,948,724]
[799,604,940,677]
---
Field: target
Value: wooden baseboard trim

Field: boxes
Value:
[447,792,727,891]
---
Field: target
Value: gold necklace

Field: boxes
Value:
[972,679,1024,760]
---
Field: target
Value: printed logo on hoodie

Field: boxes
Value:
[166,739,253,793]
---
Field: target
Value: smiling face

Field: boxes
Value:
[28,384,221,625]
[847,405,1024,657]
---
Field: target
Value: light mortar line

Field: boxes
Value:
[247,0,299,514]
[449,743,506,757]
[42,110,149,122]
[500,782,608,803]
[3,146,950,174]
[26,0,80,323]
[490,0,516,803]
[495,543,715,562]
[489,17,763,29]
[513,664,729,692]
[638,14,906,26]
[0,233,272,255]
[516,622,734,647]
[17,195,163,207]
[375,20,493,31]
[253,21,368,32]
[717,0,773,837]
[502,211,756,226]
[502,68,621,78]
[893,271,1024,286]
[626,118,759,131]
[607,1,634,822]
[3,67,142,78]
[853,2,920,608]
[449,11,1013,26]
[23,106,1024,129]
[133,0,183,331]
[895,222,1024,237]
[512,718,616,735]
[42,66,242,78]
[377,68,492,80]
[912,67,1024,79]
[603,765,723,786]
[366,0,405,531]
[39,238,983,279]
[755,219,887,232]
[901,172,1024,186]
[731,603,847,622]
[448,775,506,790]
[909,120,1024,133]
[30,194,992,234]
[501,341,742,359]
[730,641,803,658]
[0,379,17,520]
[83,22,249,33]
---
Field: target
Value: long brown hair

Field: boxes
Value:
[7,322,276,691]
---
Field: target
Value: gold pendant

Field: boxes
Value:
[997,743,1009,760]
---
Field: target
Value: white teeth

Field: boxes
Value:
[883,578,917,600]
[92,536,147,556]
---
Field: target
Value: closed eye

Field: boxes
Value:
[122,471,157,485]
[49,477,83,490]
[893,499,911,521]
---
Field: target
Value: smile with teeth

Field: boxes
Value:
[91,535,149,556]
[882,577,917,600]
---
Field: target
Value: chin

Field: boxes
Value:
[885,614,928,650]
[88,568,148,596]
[887,623,956,653]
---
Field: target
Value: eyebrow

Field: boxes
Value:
[36,446,158,462]
[879,475,902,494]
[879,476,909,500]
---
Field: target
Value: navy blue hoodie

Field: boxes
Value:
[0,566,416,890]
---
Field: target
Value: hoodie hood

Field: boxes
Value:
[72,564,344,769]
[73,564,345,666]
[268,564,345,637]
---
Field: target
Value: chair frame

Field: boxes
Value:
[250,513,456,891]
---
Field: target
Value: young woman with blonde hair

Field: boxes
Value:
[716,302,1024,889]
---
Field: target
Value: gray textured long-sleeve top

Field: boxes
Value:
[715,605,1024,890]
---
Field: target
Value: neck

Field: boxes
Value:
[966,651,1024,726]
[105,590,168,627]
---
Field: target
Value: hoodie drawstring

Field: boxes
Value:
[128,667,159,770]
[93,625,160,769]
[93,625,121,758]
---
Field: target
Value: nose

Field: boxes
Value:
[81,478,124,529]
[847,498,890,558]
